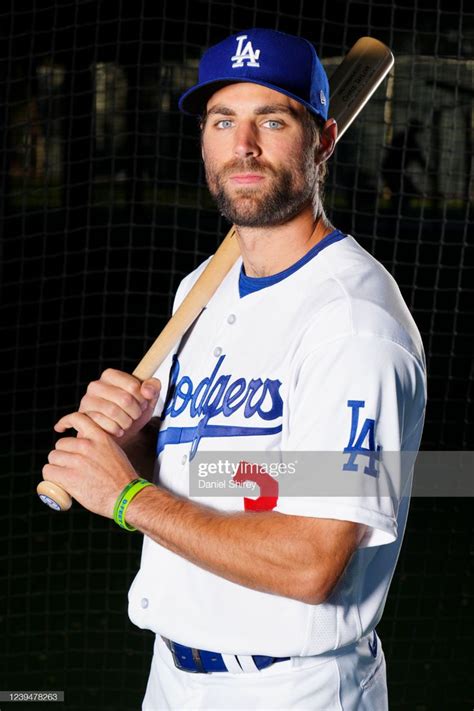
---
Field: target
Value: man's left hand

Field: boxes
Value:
[42,412,138,517]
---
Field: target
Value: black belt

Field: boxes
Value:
[162,637,290,674]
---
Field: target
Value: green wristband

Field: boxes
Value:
[113,478,153,531]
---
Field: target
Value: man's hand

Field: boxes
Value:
[44,412,139,518]
[78,368,161,443]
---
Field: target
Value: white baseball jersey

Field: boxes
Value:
[128,229,426,657]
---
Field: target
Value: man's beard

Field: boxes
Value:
[204,157,318,228]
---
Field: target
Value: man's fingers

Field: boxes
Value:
[80,394,135,430]
[84,411,126,437]
[100,369,160,404]
[100,368,141,388]
[48,448,84,468]
[82,381,144,419]
[140,378,162,400]
[59,371,162,442]
[54,411,106,438]
[42,462,68,482]
[55,436,92,452]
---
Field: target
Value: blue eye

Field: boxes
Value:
[264,120,283,129]
[217,119,233,129]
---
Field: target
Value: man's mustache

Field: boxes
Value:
[217,158,276,179]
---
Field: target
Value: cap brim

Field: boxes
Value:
[178,77,326,122]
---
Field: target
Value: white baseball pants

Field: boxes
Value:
[141,631,388,710]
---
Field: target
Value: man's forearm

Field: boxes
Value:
[47,408,363,605]
[125,485,361,604]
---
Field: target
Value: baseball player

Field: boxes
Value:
[43,29,427,710]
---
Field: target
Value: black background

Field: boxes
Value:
[1,1,472,709]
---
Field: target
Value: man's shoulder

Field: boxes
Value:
[316,233,395,287]
[303,235,425,366]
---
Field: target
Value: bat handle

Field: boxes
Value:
[37,480,73,511]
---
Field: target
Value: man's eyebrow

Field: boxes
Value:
[253,104,299,118]
[206,105,236,116]
[206,104,299,118]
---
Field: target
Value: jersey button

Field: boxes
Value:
[181,454,188,465]
[141,598,149,609]
[227,314,236,324]
[213,346,223,357]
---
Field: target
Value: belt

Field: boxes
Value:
[162,637,291,674]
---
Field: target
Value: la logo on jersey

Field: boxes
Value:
[343,400,381,477]
[231,35,261,68]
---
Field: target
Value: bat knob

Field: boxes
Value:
[37,481,72,511]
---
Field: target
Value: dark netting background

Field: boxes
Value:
[1,1,472,709]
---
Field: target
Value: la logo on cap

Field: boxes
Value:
[231,35,261,68]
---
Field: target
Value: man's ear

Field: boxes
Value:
[200,120,208,161]
[316,118,338,164]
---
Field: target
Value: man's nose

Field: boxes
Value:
[233,123,261,159]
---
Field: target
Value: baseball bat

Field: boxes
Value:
[37,37,394,512]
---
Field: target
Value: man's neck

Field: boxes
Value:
[235,209,335,278]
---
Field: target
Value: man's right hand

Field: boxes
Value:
[77,369,161,443]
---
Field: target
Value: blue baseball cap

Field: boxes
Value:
[179,28,329,122]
